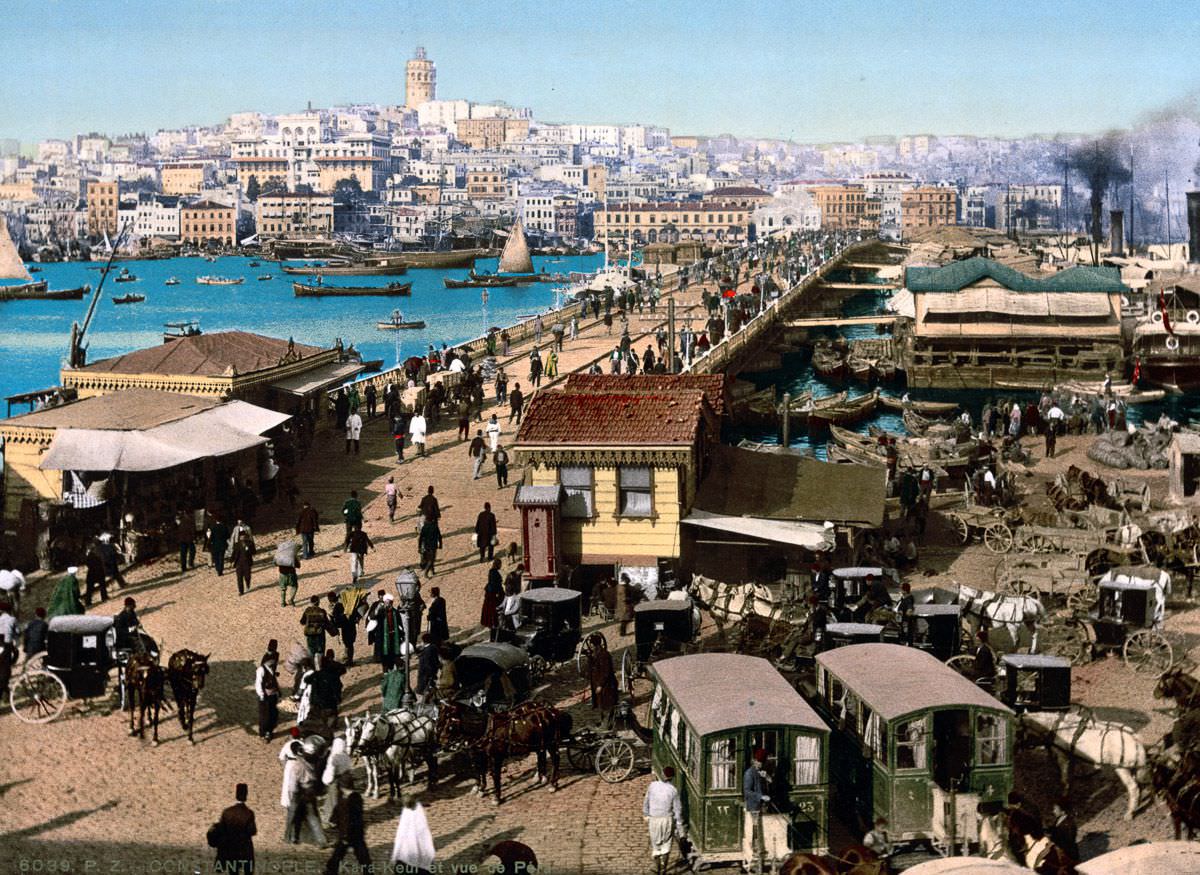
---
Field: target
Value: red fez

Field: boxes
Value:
[753,748,768,763]
[289,727,301,738]
[35,607,46,618]
[662,766,675,779]
[124,597,136,607]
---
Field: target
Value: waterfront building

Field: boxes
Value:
[593,201,753,245]
[160,161,212,196]
[86,180,119,237]
[256,191,334,238]
[995,183,1064,234]
[702,185,772,209]
[900,257,1126,389]
[807,183,867,231]
[405,46,436,108]
[180,199,236,246]
[232,123,390,195]
[900,185,959,236]
[131,193,181,241]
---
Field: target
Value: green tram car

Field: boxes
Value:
[814,643,1013,852]
[650,654,830,868]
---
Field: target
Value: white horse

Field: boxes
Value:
[345,706,438,799]
[1018,709,1149,820]
[691,575,801,625]
[957,583,1044,645]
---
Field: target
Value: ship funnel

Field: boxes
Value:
[1187,192,1200,264]
[1109,210,1124,257]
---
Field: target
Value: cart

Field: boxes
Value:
[619,599,700,694]
[1012,521,1112,556]
[565,699,654,784]
[449,643,533,712]
[10,615,115,723]
[509,587,582,680]
[999,654,1072,712]
[828,566,900,621]
[945,505,1018,554]
[1079,567,1174,674]
[994,553,1098,613]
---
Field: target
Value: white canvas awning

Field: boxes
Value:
[682,509,835,551]
[270,361,366,396]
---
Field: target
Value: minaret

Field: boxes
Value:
[406,47,436,108]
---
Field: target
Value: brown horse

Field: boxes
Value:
[779,845,882,875]
[581,632,618,727]
[1007,808,1077,874]
[166,649,209,744]
[1151,749,1200,839]
[1155,667,1200,711]
[125,652,166,744]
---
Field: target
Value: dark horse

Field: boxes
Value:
[167,649,210,744]
[436,700,572,805]
[1151,748,1200,839]
[779,845,882,875]
[1007,808,1077,874]
[125,652,166,744]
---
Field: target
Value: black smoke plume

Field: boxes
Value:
[1062,133,1131,263]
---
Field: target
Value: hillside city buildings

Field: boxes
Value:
[0,46,1173,256]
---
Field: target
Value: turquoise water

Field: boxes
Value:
[0,252,602,415]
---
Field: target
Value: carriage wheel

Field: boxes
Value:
[1017,532,1053,554]
[10,669,68,724]
[619,649,637,695]
[1123,630,1174,674]
[567,737,595,771]
[595,737,635,783]
[20,652,47,675]
[527,655,548,685]
[576,646,587,678]
[949,513,970,544]
[1044,618,1090,666]
[945,654,976,677]
[984,522,1014,554]
[1065,583,1098,615]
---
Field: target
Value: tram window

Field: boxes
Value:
[749,729,779,762]
[976,713,1006,765]
[864,711,883,762]
[676,719,688,755]
[841,691,860,732]
[896,717,927,770]
[794,735,821,785]
[686,732,699,777]
[827,677,844,714]
[709,737,737,790]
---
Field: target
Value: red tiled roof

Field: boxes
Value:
[516,391,707,446]
[77,331,327,377]
[562,373,726,417]
[705,186,770,197]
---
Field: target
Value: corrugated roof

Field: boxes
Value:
[516,391,706,446]
[816,644,1011,721]
[562,373,727,417]
[907,257,1127,293]
[4,389,219,431]
[76,331,326,377]
[651,654,828,736]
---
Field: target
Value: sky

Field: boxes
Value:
[4,0,1200,145]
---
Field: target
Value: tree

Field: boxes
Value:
[245,175,260,202]
[293,183,314,195]
[261,175,287,197]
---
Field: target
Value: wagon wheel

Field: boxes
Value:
[575,646,588,678]
[1065,582,1098,615]
[1123,630,1174,674]
[10,669,68,724]
[1043,618,1091,666]
[945,654,976,678]
[983,522,1014,554]
[619,649,637,695]
[20,652,47,675]
[527,655,548,685]
[949,513,970,545]
[595,737,636,783]
[1017,531,1054,554]
[567,735,596,771]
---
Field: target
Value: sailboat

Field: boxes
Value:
[0,219,88,300]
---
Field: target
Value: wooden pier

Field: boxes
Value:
[782,314,897,329]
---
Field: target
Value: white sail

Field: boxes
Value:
[0,216,32,282]
[498,221,533,275]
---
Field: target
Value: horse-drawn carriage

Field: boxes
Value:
[828,567,900,621]
[1081,567,1174,673]
[945,504,1019,554]
[993,552,1097,613]
[619,598,701,694]
[9,615,117,723]
[508,587,582,679]
[814,643,1014,856]
[450,643,533,712]
[651,654,831,871]
[998,654,1072,713]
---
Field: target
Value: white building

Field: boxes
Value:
[518,192,558,234]
[754,191,822,236]
[37,140,72,163]
[416,99,471,130]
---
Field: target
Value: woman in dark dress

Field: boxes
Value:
[480,560,504,642]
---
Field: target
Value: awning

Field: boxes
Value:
[269,361,366,396]
[683,509,835,551]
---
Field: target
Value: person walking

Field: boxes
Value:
[552,320,565,351]
[494,368,508,405]
[415,632,440,694]
[255,651,281,741]
[300,595,330,665]
[330,591,358,666]
[418,485,440,525]
[296,501,320,559]
[96,533,127,589]
[392,411,407,462]
[643,767,685,875]
[533,314,544,346]
[230,531,256,596]
[426,587,449,645]
[22,607,48,662]
[456,397,470,441]
[545,348,559,378]
[176,507,197,573]
[83,544,108,607]
[209,782,256,874]
[494,445,510,488]
[347,525,375,583]
[324,791,370,875]
[341,490,363,549]
[528,346,543,388]
[385,476,398,523]
[373,594,404,672]
[468,430,487,480]
[481,559,504,642]
[418,516,441,578]
[509,383,524,425]
[345,409,363,455]
[475,502,497,563]
[282,737,326,847]
[206,513,231,577]
[486,414,502,454]
[365,383,377,419]
[408,410,428,457]
[391,794,436,875]
[275,539,301,607]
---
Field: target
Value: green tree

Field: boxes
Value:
[245,175,261,202]
[261,175,287,197]
[334,175,363,207]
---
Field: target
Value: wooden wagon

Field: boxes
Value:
[651,654,830,870]
[993,552,1098,613]
[944,505,1019,554]
[814,644,1014,855]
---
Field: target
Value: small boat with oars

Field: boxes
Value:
[112,293,145,305]
[877,395,960,417]
[164,277,180,286]
[444,275,520,289]
[811,343,847,381]
[807,389,879,429]
[197,275,244,286]
[376,309,426,330]
[258,275,272,281]
[293,280,412,297]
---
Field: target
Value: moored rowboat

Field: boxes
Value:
[293,281,412,297]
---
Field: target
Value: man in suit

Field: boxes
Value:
[211,782,256,873]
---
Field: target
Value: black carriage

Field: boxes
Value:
[829,566,899,621]
[908,604,964,661]
[999,654,1071,712]
[510,587,582,669]
[620,598,700,693]
[1082,567,1173,673]
[10,615,116,723]
[450,643,532,712]
[821,621,883,651]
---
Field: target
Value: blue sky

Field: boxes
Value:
[4,0,1199,143]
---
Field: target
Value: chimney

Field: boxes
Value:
[1188,192,1200,264]
[1109,210,1124,257]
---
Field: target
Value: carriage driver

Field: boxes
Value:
[113,597,140,652]
[854,574,893,623]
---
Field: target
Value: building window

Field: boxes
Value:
[560,466,594,518]
[794,735,821,785]
[708,737,737,790]
[617,466,653,517]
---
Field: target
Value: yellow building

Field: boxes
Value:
[256,192,334,238]
[161,162,209,196]
[515,376,722,570]
[180,199,236,246]
[593,201,752,244]
[808,183,866,230]
[455,118,530,150]
[87,180,119,237]
[586,165,607,201]
[466,170,507,200]
[901,186,958,236]
[405,46,436,108]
